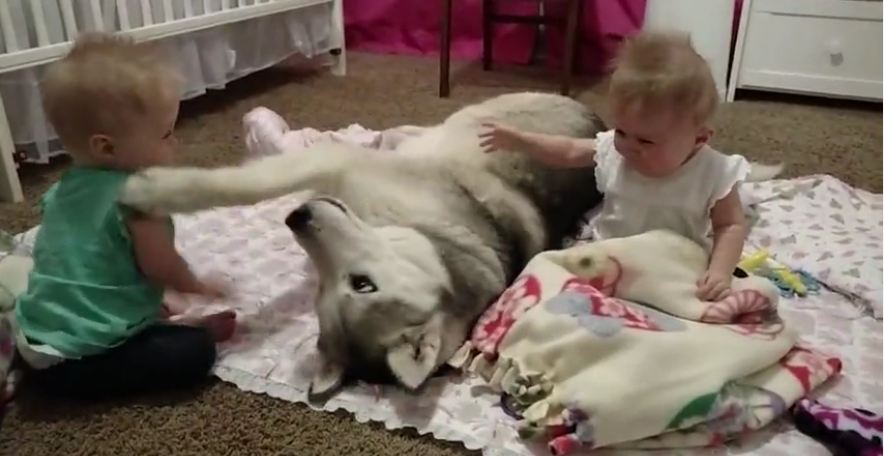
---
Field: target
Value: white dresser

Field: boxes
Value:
[728,0,882,101]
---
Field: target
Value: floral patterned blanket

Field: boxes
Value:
[451,230,842,454]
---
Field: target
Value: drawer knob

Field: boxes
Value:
[827,39,843,65]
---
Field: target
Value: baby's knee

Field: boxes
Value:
[168,327,217,380]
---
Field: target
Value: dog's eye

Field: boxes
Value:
[349,274,378,294]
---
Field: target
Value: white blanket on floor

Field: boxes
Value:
[742,176,882,318]
[10,112,882,456]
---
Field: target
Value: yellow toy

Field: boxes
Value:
[738,249,770,272]
[768,257,807,296]
[739,249,809,297]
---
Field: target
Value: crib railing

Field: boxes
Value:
[1,0,334,72]
[0,0,345,203]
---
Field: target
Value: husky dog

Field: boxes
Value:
[119,92,777,400]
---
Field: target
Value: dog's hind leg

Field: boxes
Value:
[455,169,547,263]
[120,143,361,215]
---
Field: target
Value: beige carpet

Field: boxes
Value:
[1,52,881,456]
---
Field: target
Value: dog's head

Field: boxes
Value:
[286,197,471,400]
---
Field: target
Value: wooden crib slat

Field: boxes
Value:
[203,0,212,15]
[28,1,51,47]
[141,0,154,26]
[88,0,104,31]
[222,0,232,10]
[59,0,79,41]
[0,1,20,52]
[116,0,132,31]
[162,0,174,22]
[0,95,24,202]
[184,1,194,18]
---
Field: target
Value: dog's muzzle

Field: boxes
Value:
[285,205,312,230]
[285,197,348,231]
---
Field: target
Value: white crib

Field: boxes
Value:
[0,0,346,203]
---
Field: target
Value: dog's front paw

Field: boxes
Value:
[120,168,192,215]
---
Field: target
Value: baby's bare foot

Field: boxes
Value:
[175,310,237,342]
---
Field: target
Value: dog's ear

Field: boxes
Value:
[309,296,349,401]
[385,314,443,390]
[309,355,346,400]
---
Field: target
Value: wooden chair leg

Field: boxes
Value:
[571,0,583,75]
[483,0,494,71]
[439,0,453,97]
[560,0,581,96]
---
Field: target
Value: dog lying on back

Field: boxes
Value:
[120,92,604,399]
[121,92,779,399]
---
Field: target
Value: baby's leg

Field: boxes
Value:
[161,294,237,343]
[29,325,217,399]
[168,310,237,343]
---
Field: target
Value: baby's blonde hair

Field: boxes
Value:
[41,33,181,154]
[609,30,718,126]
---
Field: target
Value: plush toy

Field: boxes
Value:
[738,249,770,272]
[243,106,426,159]
[0,230,32,312]
[0,230,29,408]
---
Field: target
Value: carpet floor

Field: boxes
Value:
[1,52,881,456]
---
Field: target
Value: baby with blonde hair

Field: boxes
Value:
[14,33,236,399]
[480,30,751,301]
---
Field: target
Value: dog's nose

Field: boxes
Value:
[285,205,312,230]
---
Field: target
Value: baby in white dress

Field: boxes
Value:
[480,30,751,301]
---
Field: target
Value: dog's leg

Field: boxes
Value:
[486,184,547,259]
[121,144,360,215]
[457,171,547,260]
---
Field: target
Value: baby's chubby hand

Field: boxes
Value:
[696,268,732,301]
[478,121,527,153]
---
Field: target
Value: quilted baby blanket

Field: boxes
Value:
[450,230,841,454]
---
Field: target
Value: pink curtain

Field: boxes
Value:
[344,0,648,75]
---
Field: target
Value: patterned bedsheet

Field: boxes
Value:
[8,124,882,455]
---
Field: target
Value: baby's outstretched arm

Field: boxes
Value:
[697,188,748,300]
[478,121,596,168]
[127,213,226,297]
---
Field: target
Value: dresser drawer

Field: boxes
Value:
[734,0,882,100]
